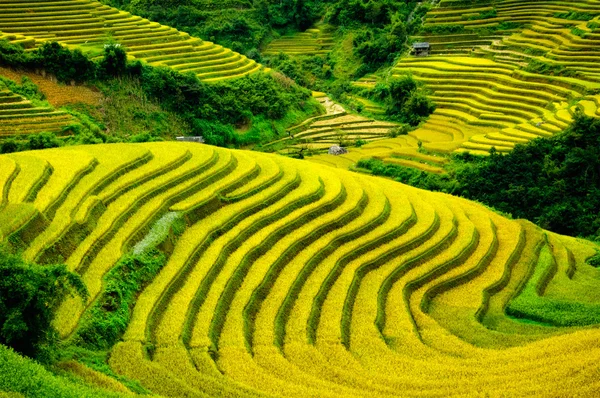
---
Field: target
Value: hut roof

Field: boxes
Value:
[412,42,430,49]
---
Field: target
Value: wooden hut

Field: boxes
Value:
[412,42,430,57]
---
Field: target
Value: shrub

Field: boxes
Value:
[553,10,593,21]
[0,139,19,154]
[364,75,435,125]
[76,250,166,350]
[28,132,62,150]
[0,248,87,362]
[99,44,127,77]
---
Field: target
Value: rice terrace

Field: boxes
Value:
[0,0,599,397]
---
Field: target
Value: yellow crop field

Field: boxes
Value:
[0,0,263,82]
[1,141,599,397]
[299,1,600,174]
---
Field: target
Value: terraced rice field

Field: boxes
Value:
[0,0,263,82]
[409,0,600,155]
[0,79,80,137]
[310,0,600,170]
[265,93,403,160]
[2,142,600,397]
[264,24,334,56]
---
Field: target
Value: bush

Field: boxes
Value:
[28,132,61,150]
[28,132,62,150]
[0,248,87,362]
[99,44,127,77]
[553,10,593,21]
[0,139,19,154]
[76,250,166,350]
[364,75,435,125]
[525,59,576,77]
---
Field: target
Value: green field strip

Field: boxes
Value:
[347,193,440,356]
[109,341,251,398]
[182,169,326,352]
[307,196,418,346]
[382,158,446,174]
[0,0,263,81]
[124,158,301,345]
[432,99,523,127]
[513,122,555,137]
[469,134,516,148]
[408,127,455,144]
[398,203,480,344]
[199,60,260,81]
[278,192,421,395]
[23,145,151,263]
[507,239,600,327]
[202,171,345,352]
[430,85,549,109]
[97,143,193,206]
[75,148,234,277]
[151,346,272,398]
[431,93,538,120]
[6,153,52,204]
[169,152,259,213]
[223,154,283,202]
[171,53,241,71]
[460,141,513,153]
[476,221,548,332]
[216,175,371,397]
[425,213,527,350]
[287,191,441,392]
[0,203,40,243]
[544,235,600,303]
[417,76,563,103]
[179,57,251,75]
[485,132,530,144]
[238,174,367,350]
[54,147,231,337]
[375,194,458,342]
[162,49,233,68]
[0,156,18,210]
[389,149,449,166]
[268,179,389,350]
[393,67,578,99]
[416,212,499,347]
[31,149,96,218]
[128,39,208,56]
[144,42,221,64]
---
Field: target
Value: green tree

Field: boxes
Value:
[0,248,87,362]
[28,132,61,150]
[100,43,127,77]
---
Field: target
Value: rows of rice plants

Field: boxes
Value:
[0,0,263,82]
[267,95,411,168]
[2,141,599,396]
[264,24,334,56]
[0,81,79,137]
[306,1,600,169]
[409,0,600,154]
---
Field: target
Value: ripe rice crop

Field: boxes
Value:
[1,141,599,397]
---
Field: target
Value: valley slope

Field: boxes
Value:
[1,142,599,397]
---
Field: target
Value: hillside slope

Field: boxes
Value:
[0,0,263,82]
[1,142,600,397]
[310,0,600,170]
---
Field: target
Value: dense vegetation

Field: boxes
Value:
[0,248,86,363]
[100,0,330,53]
[327,0,427,73]
[358,113,600,239]
[0,39,318,149]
